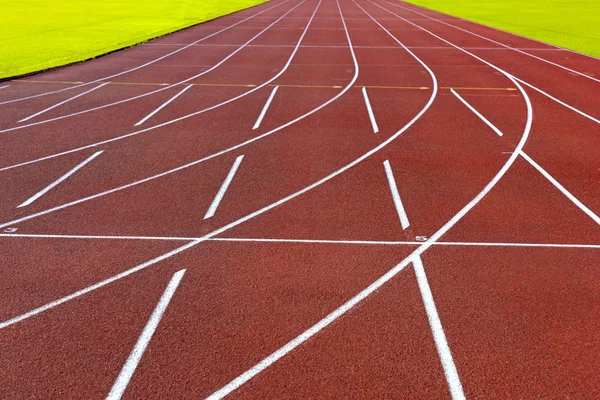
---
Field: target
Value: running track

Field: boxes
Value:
[1,0,599,398]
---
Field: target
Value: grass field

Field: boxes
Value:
[404,0,600,58]
[0,0,267,79]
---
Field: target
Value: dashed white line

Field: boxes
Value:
[134,84,193,126]
[361,86,379,133]
[252,86,279,130]
[383,160,410,229]
[106,269,186,400]
[520,151,600,225]
[204,155,244,219]
[18,150,103,208]
[451,88,504,136]
[18,82,110,122]
[412,254,465,400]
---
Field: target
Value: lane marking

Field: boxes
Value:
[387,1,600,83]
[412,254,465,400]
[0,85,9,89]
[0,0,305,133]
[18,83,110,123]
[520,151,600,225]
[204,155,244,219]
[18,151,103,208]
[0,0,293,106]
[134,84,193,126]
[361,86,379,133]
[451,88,503,136]
[0,232,599,248]
[106,269,185,400]
[252,86,279,130]
[378,0,600,126]
[383,160,410,229]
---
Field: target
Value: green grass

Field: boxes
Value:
[403,0,600,58]
[0,0,267,79]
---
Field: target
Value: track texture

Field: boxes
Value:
[1,0,599,398]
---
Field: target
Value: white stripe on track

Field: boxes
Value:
[412,254,465,400]
[204,155,244,219]
[134,84,193,126]
[451,88,503,136]
[18,83,110,123]
[361,86,379,133]
[0,0,303,133]
[383,160,410,229]
[386,1,600,83]
[1,233,599,248]
[0,85,9,90]
[520,151,600,225]
[0,0,294,106]
[17,151,103,208]
[252,86,279,130]
[106,269,186,400]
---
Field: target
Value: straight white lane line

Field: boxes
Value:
[204,155,244,219]
[412,254,465,400]
[383,160,410,229]
[18,150,103,208]
[520,151,600,225]
[1,233,599,248]
[451,88,503,136]
[361,86,379,133]
[18,82,110,122]
[134,84,193,126]
[106,269,186,400]
[0,85,9,89]
[253,86,279,129]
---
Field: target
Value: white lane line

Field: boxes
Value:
[204,155,244,219]
[520,151,600,225]
[0,0,293,106]
[18,151,103,208]
[451,88,503,136]
[383,160,410,229]
[1,233,599,249]
[134,84,193,126]
[361,86,379,133]
[18,83,110,123]
[252,86,279,130]
[0,85,9,89]
[386,1,600,83]
[412,254,465,400]
[106,269,185,400]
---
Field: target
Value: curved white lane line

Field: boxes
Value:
[0,0,431,330]
[376,0,600,125]
[0,0,293,106]
[0,0,304,132]
[386,1,600,83]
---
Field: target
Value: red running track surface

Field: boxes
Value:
[0,0,599,398]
